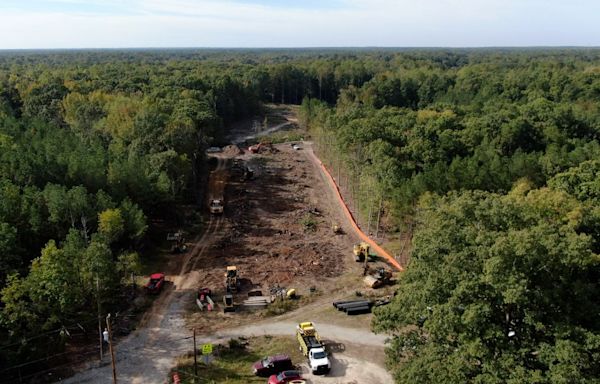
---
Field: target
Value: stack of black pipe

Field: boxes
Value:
[332,299,373,315]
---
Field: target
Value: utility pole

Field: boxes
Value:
[193,328,198,376]
[106,314,117,384]
[96,277,103,361]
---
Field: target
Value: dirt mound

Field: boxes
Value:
[222,144,244,155]
[259,145,279,154]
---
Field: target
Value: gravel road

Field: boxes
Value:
[60,317,392,384]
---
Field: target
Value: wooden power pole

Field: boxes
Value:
[96,277,103,361]
[106,313,117,384]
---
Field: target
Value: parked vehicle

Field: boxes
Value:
[144,273,165,294]
[252,355,293,377]
[296,322,331,374]
[196,288,214,311]
[206,146,222,153]
[209,198,224,214]
[267,370,303,384]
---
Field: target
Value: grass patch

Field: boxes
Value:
[172,336,303,384]
[264,298,298,316]
[260,129,307,144]
[300,213,318,232]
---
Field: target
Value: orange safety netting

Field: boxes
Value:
[318,160,404,271]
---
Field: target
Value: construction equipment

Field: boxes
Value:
[296,322,330,374]
[167,230,186,253]
[332,224,343,234]
[209,198,224,214]
[225,265,239,292]
[286,288,297,299]
[196,288,215,311]
[353,242,370,262]
[223,293,235,312]
[364,268,393,289]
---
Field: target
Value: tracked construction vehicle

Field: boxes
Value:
[225,265,239,292]
[353,242,370,262]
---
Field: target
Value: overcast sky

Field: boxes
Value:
[0,0,598,49]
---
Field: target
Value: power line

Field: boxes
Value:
[0,349,99,384]
[0,317,100,351]
[0,313,137,352]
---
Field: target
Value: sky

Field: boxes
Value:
[0,0,598,49]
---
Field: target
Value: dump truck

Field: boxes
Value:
[209,198,224,214]
[296,322,330,374]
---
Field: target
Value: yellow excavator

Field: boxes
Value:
[225,265,238,292]
[353,242,370,262]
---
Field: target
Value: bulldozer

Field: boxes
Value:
[225,265,239,292]
[353,242,370,262]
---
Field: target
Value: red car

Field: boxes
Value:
[144,273,165,294]
[267,370,302,384]
[252,354,293,377]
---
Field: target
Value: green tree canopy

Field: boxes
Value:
[373,184,600,383]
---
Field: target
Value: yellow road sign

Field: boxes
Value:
[202,343,213,355]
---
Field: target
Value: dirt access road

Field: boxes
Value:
[61,108,393,384]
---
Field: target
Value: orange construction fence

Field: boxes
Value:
[318,160,404,271]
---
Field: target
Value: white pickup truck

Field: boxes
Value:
[209,198,224,214]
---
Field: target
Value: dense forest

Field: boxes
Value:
[1,49,600,382]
